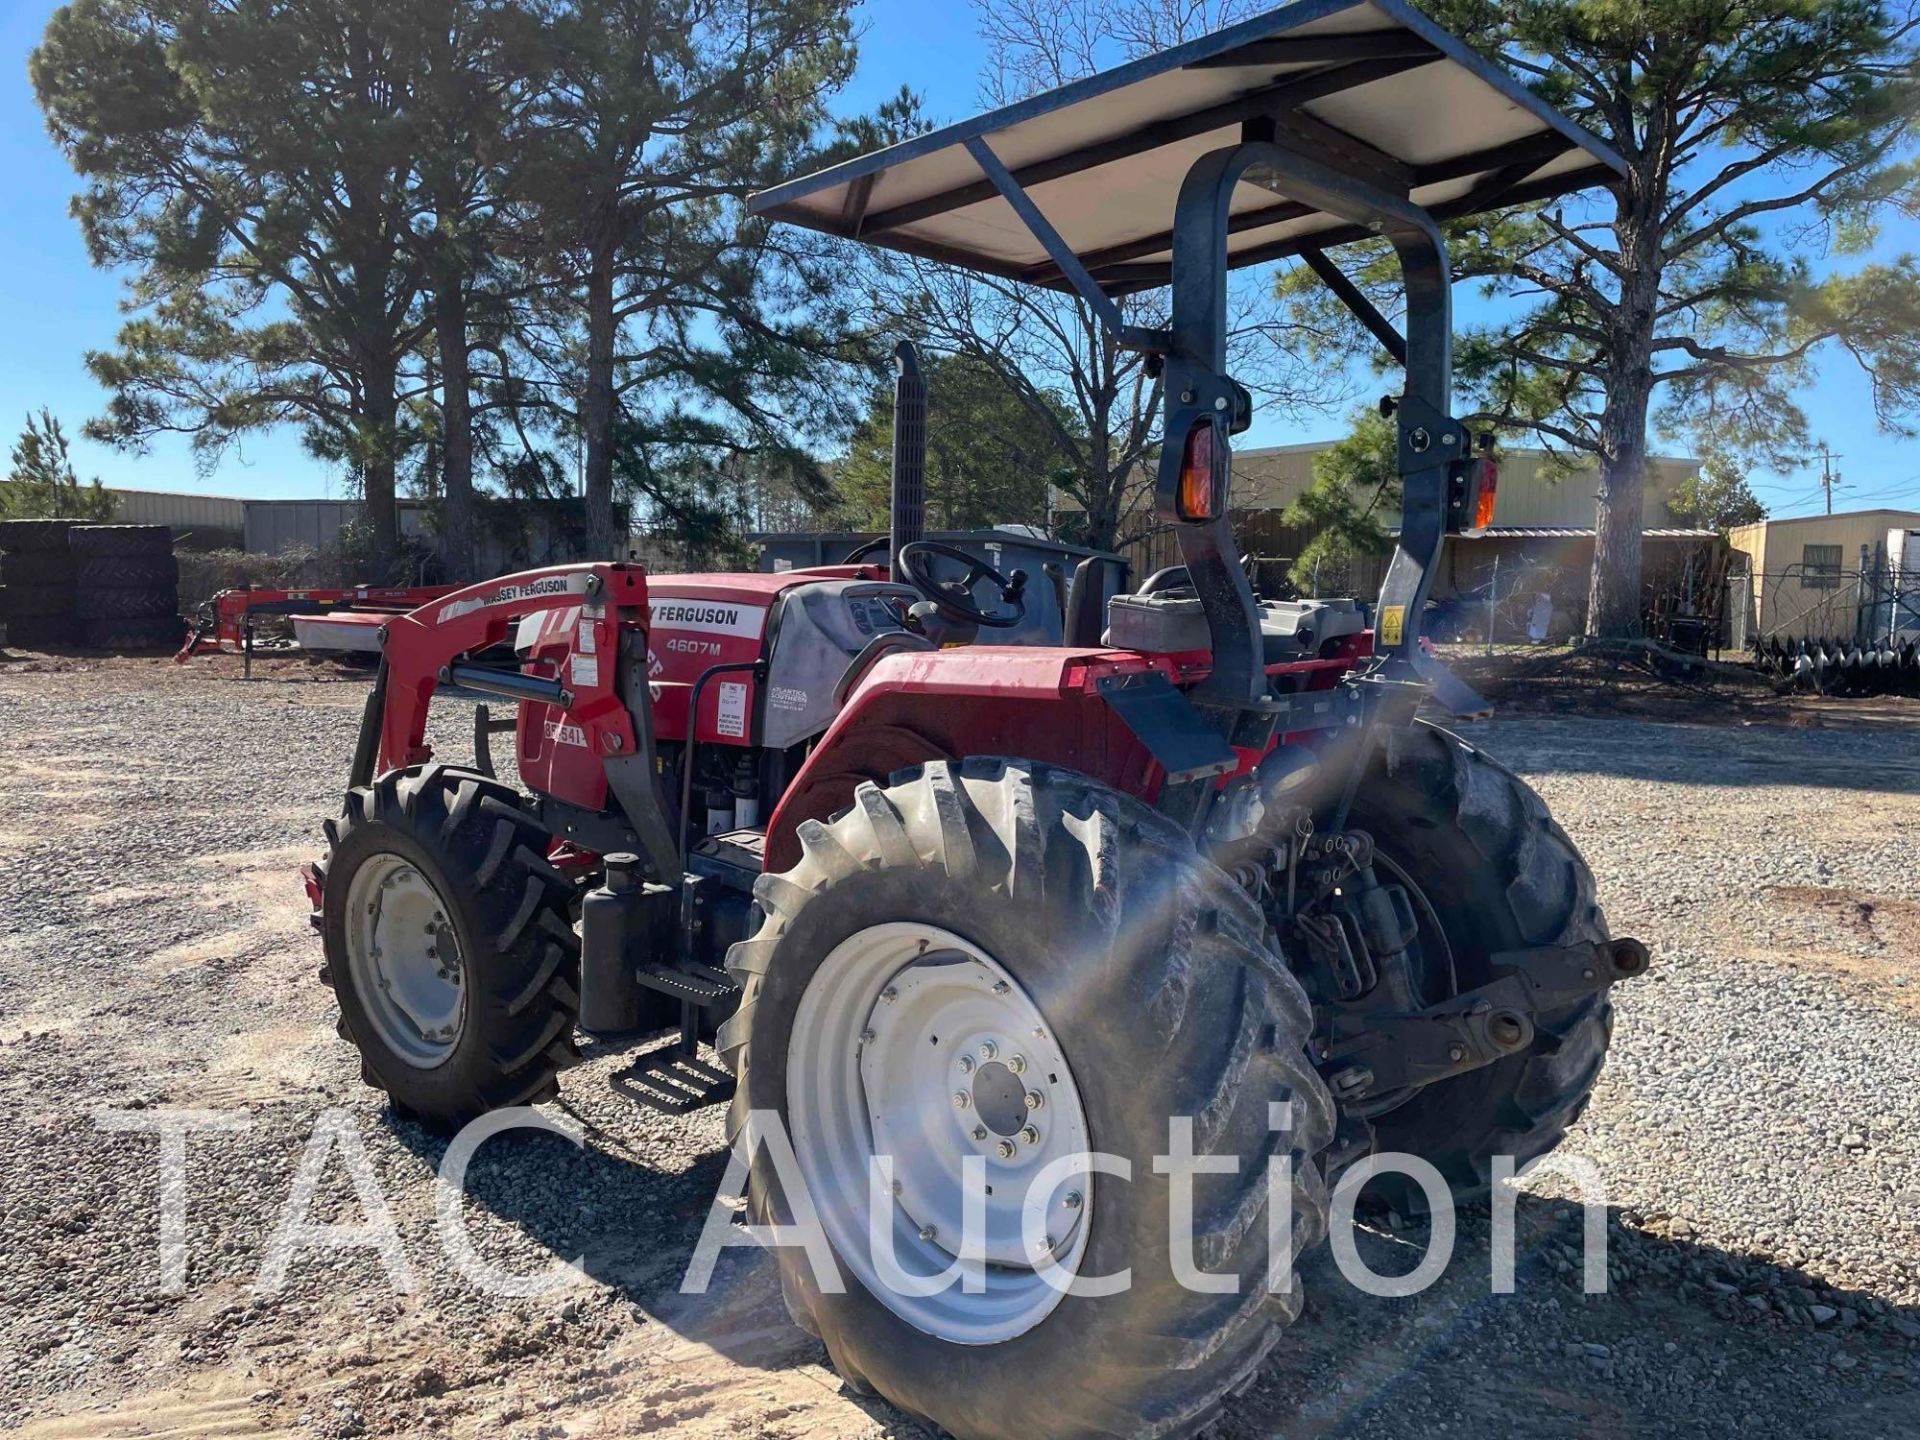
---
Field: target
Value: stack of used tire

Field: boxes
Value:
[70,525,181,651]
[0,519,79,648]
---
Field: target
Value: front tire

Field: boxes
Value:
[316,765,581,1128]
[724,759,1335,1440]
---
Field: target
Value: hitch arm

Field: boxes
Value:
[1319,937,1650,1101]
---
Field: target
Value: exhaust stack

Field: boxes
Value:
[889,340,927,569]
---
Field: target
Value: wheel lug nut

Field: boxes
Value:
[882,987,898,1004]
[860,1028,876,1044]
[1020,1126,1041,1146]
[991,981,1011,996]
[919,1225,937,1243]
[1037,1235,1056,1253]
[979,1041,998,1061]
[996,1140,1017,1160]
[1064,1190,1084,1210]
[973,1125,988,1141]
[1008,1055,1026,1075]
[953,1092,971,1110]
[1024,1091,1044,1112]
[959,1055,975,1074]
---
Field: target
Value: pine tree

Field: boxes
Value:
[2,410,117,521]
[34,0,434,571]
[1277,0,1920,636]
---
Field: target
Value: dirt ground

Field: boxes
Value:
[0,650,1917,1439]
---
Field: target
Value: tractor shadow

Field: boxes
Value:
[1223,1198,1920,1439]
[384,1079,1920,1439]
[384,1031,851,1378]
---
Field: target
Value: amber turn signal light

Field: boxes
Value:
[1473,456,1498,530]
[1177,420,1223,521]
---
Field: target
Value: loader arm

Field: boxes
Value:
[369,564,648,773]
[356,563,681,885]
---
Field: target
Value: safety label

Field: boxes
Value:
[716,680,749,738]
[1378,605,1405,647]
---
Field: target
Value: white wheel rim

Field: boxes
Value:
[344,853,465,1069]
[787,922,1092,1345]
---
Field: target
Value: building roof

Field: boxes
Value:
[1730,507,1920,531]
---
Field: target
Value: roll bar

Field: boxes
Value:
[966,133,1461,705]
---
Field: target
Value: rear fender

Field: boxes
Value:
[762,646,1176,872]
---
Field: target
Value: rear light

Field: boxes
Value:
[1177,419,1225,521]
[1473,456,1498,530]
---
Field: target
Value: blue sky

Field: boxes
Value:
[2,0,1916,519]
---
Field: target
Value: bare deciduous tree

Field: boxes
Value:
[860,0,1340,553]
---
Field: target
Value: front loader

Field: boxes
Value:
[309,4,1648,1435]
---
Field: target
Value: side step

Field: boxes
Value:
[612,961,741,1115]
[635,960,738,1005]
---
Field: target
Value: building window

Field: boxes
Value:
[1802,543,1843,589]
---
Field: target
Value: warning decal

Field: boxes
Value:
[1378,605,1406,647]
[715,680,749,739]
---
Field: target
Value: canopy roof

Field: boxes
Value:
[748,0,1624,292]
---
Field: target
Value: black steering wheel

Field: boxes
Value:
[841,535,889,565]
[897,541,1026,628]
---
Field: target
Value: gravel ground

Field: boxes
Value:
[0,652,1916,1439]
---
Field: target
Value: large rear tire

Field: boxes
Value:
[1349,722,1612,1206]
[0,582,75,619]
[1,614,79,649]
[79,616,183,652]
[0,551,76,586]
[0,519,74,553]
[76,586,177,621]
[75,554,178,588]
[68,524,172,557]
[724,758,1335,1440]
[317,765,581,1128]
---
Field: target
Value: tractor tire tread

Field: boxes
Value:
[723,757,1333,1440]
[80,616,182,652]
[74,554,178,588]
[75,585,179,621]
[1,614,78,648]
[0,519,75,553]
[1361,721,1612,1205]
[0,552,75,586]
[68,524,174,557]
[318,764,579,1130]
[0,582,75,619]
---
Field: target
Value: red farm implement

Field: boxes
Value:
[177,584,458,676]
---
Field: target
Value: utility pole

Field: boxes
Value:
[1816,444,1843,515]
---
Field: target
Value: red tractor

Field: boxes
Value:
[311,5,1648,1435]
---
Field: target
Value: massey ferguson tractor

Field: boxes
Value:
[310,3,1648,1434]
